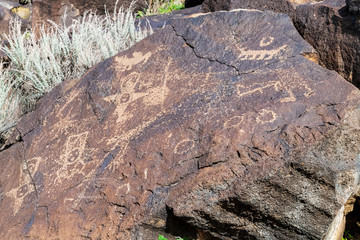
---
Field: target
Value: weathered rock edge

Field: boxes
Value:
[202,0,360,89]
[0,9,359,240]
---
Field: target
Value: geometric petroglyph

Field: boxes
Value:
[259,36,275,47]
[60,131,89,163]
[238,44,287,61]
[5,169,34,215]
[256,109,277,124]
[52,131,89,185]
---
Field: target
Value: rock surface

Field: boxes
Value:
[0,1,31,37]
[294,0,360,88]
[0,6,13,36]
[347,0,360,14]
[1,9,360,240]
[31,0,147,34]
[202,0,360,89]
[202,0,322,17]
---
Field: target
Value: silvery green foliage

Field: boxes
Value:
[0,4,151,133]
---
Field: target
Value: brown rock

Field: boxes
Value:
[0,6,13,36]
[1,9,360,239]
[202,0,360,89]
[31,0,147,34]
[202,0,322,17]
[0,3,30,38]
[294,0,360,88]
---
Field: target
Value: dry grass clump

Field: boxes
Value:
[0,3,151,134]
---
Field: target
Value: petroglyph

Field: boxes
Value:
[144,168,148,179]
[26,157,42,175]
[106,66,171,124]
[115,51,152,71]
[105,72,147,123]
[49,131,90,185]
[5,171,34,215]
[256,109,278,123]
[224,116,244,128]
[174,139,196,155]
[116,183,131,195]
[238,45,287,61]
[260,37,275,47]
[237,76,314,103]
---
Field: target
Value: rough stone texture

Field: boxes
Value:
[294,0,360,88]
[347,0,360,14]
[0,6,13,36]
[1,9,360,240]
[31,0,147,34]
[202,0,360,89]
[202,0,322,17]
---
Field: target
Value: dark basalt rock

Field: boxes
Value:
[293,0,360,88]
[0,9,359,240]
[185,0,205,8]
[202,0,322,17]
[202,0,360,89]
[347,0,360,14]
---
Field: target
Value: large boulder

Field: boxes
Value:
[294,0,360,89]
[202,0,323,17]
[1,9,360,240]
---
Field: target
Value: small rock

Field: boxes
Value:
[11,6,30,19]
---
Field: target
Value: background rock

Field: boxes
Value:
[31,0,147,35]
[0,9,360,240]
[0,2,31,38]
[0,6,13,36]
[293,0,360,88]
[202,0,323,17]
[185,0,205,8]
[347,0,360,14]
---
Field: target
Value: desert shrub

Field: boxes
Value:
[0,3,151,133]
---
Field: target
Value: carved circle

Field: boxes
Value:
[259,36,274,47]
[120,93,131,103]
[174,139,195,155]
